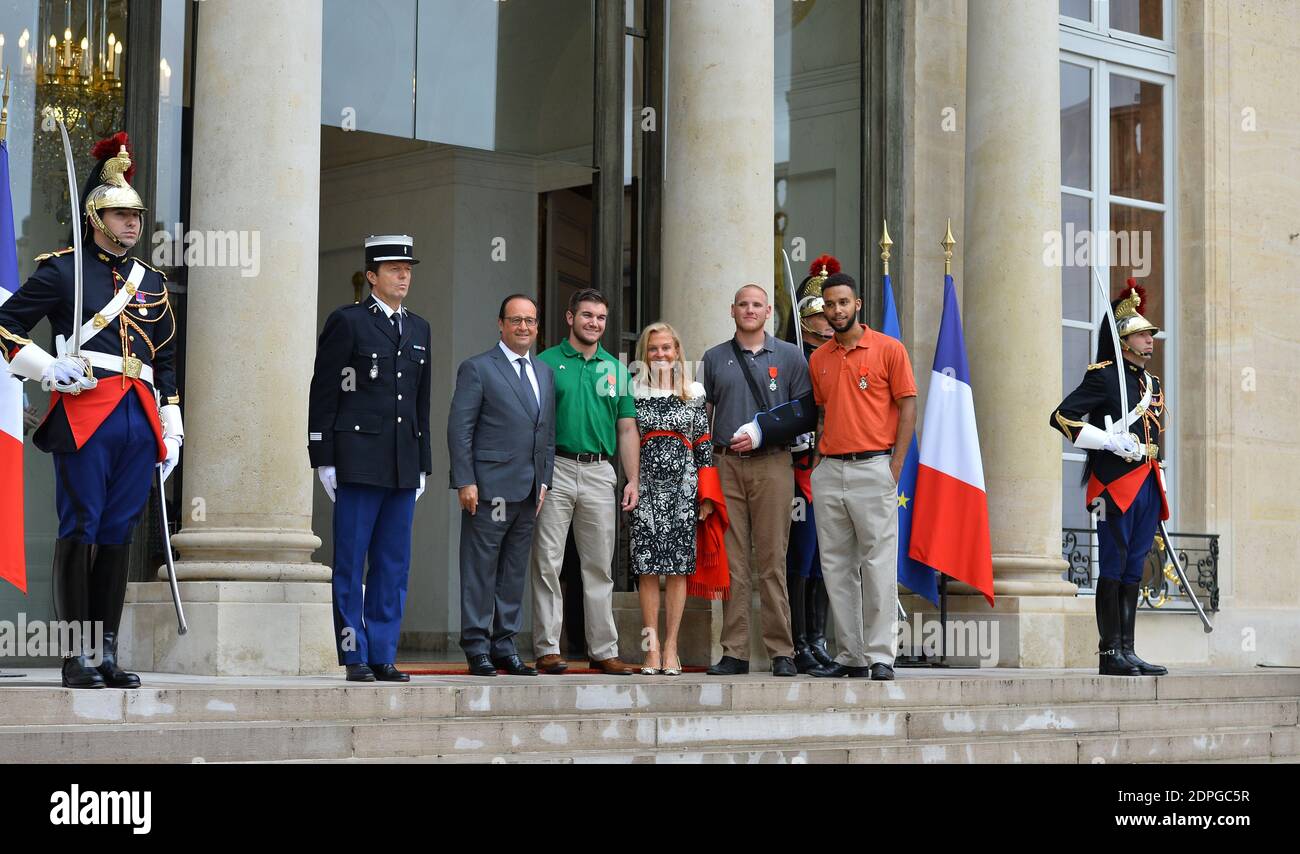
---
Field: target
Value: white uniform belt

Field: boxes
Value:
[82,350,153,386]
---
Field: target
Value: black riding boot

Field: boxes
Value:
[806,577,834,667]
[53,538,106,689]
[1096,577,1139,676]
[90,544,140,689]
[1119,582,1168,676]
[788,573,818,672]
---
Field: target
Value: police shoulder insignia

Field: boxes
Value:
[1086,360,1113,371]
[34,247,74,263]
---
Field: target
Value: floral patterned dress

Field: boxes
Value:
[630,382,712,576]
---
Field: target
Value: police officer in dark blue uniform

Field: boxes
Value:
[308,235,431,682]
[0,133,182,689]
[1051,281,1169,677]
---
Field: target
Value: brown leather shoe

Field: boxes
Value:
[588,656,641,675]
[535,654,568,674]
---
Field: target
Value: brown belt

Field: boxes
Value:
[713,445,789,459]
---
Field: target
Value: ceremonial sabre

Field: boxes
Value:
[54,117,85,360]
[156,462,188,635]
[1091,266,1212,633]
[782,248,802,351]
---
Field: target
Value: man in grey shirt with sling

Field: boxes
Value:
[699,284,812,676]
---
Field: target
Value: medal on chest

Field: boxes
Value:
[768,366,778,392]
[369,353,380,381]
[607,373,617,397]
[135,292,149,316]
[858,371,869,391]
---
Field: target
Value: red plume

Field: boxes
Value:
[91,132,134,183]
[1117,276,1147,308]
[809,254,841,277]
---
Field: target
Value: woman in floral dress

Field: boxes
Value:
[630,322,717,675]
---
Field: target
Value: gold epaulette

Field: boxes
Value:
[136,259,169,281]
[34,247,74,263]
[1086,360,1113,371]
[166,394,181,406]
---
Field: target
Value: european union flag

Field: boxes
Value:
[883,272,939,606]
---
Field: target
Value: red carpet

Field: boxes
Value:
[399,661,708,676]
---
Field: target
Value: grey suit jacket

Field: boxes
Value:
[447,344,556,504]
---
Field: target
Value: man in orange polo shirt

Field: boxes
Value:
[806,272,916,680]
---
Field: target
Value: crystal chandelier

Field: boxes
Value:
[20,0,128,224]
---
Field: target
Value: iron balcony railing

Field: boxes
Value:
[1062,528,1220,614]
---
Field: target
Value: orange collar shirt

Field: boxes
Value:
[810,324,918,455]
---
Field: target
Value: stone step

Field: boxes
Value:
[3,701,1294,763]
[238,726,1300,765]
[3,670,1297,728]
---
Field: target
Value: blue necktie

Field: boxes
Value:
[390,311,402,337]
[516,357,539,420]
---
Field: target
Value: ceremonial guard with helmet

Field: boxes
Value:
[308,235,431,683]
[1051,280,1169,677]
[0,133,181,689]
[781,256,840,672]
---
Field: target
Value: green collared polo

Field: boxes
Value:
[538,338,636,455]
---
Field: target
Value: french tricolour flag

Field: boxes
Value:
[908,274,993,606]
[0,138,26,594]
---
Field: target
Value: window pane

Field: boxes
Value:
[322,0,416,138]
[1062,325,1093,454]
[1060,0,1091,23]
[1060,62,1091,189]
[1061,194,1091,321]
[414,0,593,165]
[1109,75,1163,202]
[1063,459,1092,532]
[1109,204,1165,381]
[775,0,861,341]
[1110,0,1162,40]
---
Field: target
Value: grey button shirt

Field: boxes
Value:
[700,333,813,445]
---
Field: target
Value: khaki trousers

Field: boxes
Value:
[810,455,898,667]
[717,452,795,660]
[530,457,620,661]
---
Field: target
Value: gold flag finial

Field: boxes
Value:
[0,68,9,143]
[879,219,893,276]
[941,218,956,276]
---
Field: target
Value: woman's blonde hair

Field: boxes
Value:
[634,321,690,401]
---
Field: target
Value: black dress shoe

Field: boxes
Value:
[62,656,106,689]
[467,654,498,676]
[706,656,750,676]
[793,649,821,673]
[491,654,538,676]
[370,664,410,682]
[771,656,797,677]
[345,663,376,682]
[808,662,871,678]
[870,663,895,681]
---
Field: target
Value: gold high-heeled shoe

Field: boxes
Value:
[641,651,662,675]
[662,654,681,677]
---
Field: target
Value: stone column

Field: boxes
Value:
[941,0,1087,666]
[123,0,334,676]
[660,0,774,365]
[632,0,774,667]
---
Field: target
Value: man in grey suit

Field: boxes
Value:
[448,294,556,676]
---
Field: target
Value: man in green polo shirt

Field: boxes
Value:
[531,288,641,675]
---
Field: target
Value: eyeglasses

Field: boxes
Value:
[504,316,538,328]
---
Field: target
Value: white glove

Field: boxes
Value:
[1103,431,1142,462]
[42,356,96,394]
[158,436,181,482]
[318,466,337,502]
[416,472,426,501]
